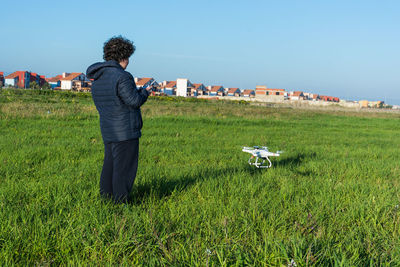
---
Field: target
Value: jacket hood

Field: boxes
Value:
[86,60,122,80]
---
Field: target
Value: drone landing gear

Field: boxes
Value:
[248,156,272,168]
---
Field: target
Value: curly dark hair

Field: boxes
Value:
[103,36,136,62]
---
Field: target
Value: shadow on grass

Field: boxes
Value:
[129,152,315,204]
[275,152,317,168]
[130,165,260,205]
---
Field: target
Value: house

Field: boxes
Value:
[27,73,46,87]
[256,86,287,98]
[255,85,268,96]
[267,89,287,100]
[208,85,224,96]
[192,83,207,96]
[135,77,159,90]
[360,100,384,108]
[266,89,287,101]
[227,88,241,96]
[290,91,305,101]
[311,94,320,101]
[176,78,195,97]
[30,73,40,87]
[39,75,46,86]
[359,100,368,108]
[74,80,92,92]
[60,72,88,90]
[135,77,159,95]
[5,71,30,88]
[267,88,286,96]
[0,72,4,87]
[160,81,176,95]
[320,95,339,102]
[47,75,63,89]
[304,92,321,101]
[320,95,329,102]
[371,101,384,108]
[5,72,19,87]
[256,86,287,101]
[242,89,255,98]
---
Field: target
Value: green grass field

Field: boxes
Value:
[1,89,400,265]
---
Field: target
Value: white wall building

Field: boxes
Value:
[176,78,193,97]
[60,73,87,90]
[5,77,17,87]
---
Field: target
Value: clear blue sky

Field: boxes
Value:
[1,0,399,104]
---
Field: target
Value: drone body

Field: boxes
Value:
[242,146,282,168]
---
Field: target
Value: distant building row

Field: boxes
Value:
[0,70,91,91]
[133,78,342,103]
[0,71,386,108]
[0,71,344,102]
[133,77,257,98]
[254,85,341,103]
[47,72,91,91]
[1,71,46,88]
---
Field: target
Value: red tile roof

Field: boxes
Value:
[243,89,254,95]
[227,88,239,93]
[292,91,304,97]
[320,95,338,102]
[5,71,23,79]
[61,73,83,81]
[48,75,63,83]
[165,81,176,88]
[136,77,153,86]
[210,85,223,92]
[193,83,204,90]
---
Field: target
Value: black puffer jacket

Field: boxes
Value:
[86,60,149,143]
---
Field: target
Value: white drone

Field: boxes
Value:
[242,146,283,168]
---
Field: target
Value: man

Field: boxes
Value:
[86,36,149,203]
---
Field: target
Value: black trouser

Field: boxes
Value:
[100,138,139,203]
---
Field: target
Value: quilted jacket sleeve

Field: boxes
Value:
[117,73,149,108]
